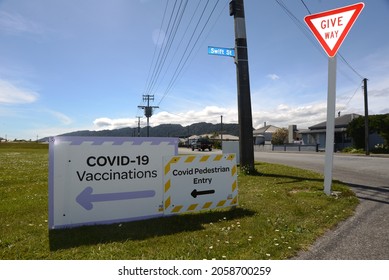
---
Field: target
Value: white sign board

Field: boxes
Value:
[48,136,178,229]
[163,154,238,214]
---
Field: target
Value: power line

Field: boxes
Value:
[300,0,311,14]
[344,79,363,107]
[157,0,211,104]
[142,0,169,96]
[147,0,189,95]
[144,0,182,95]
[142,0,221,107]
[188,0,229,57]
[275,0,325,56]
[152,0,202,96]
[158,0,222,105]
[162,0,229,99]
[338,54,364,80]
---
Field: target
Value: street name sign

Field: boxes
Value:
[163,154,238,214]
[208,46,235,57]
[48,136,178,229]
[304,2,364,57]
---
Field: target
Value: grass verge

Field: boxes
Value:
[0,143,358,259]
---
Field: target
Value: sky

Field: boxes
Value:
[1,0,389,140]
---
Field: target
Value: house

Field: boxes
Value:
[300,113,360,151]
[253,125,281,145]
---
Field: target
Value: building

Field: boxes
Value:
[253,125,281,145]
[300,113,359,151]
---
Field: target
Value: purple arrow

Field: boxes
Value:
[76,186,156,210]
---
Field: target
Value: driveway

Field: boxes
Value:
[254,151,389,259]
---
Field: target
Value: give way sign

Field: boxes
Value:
[304,3,364,57]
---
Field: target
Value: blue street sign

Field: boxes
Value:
[208,46,235,57]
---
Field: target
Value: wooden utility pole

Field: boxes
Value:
[136,116,142,137]
[363,78,369,155]
[220,115,223,143]
[230,0,255,171]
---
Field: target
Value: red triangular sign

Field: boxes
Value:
[304,2,364,57]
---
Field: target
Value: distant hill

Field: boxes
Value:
[42,122,240,140]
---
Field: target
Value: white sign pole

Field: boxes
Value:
[324,55,337,195]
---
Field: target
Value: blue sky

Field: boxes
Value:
[1,0,388,140]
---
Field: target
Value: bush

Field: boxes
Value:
[341,147,364,154]
[371,144,389,154]
[271,128,288,145]
[213,140,221,149]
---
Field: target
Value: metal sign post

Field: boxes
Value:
[323,56,337,195]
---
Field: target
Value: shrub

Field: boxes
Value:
[271,128,288,145]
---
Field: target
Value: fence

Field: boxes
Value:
[271,144,319,152]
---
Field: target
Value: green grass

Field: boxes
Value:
[0,142,358,259]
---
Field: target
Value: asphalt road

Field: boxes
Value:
[254,151,389,260]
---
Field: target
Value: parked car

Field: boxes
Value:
[191,138,212,151]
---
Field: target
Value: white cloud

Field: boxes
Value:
[150,106,238,127]
[252,102,331,129]
[0,80,39,104]
[72,91,373,139]
[46,110,72,125]
[267,74,280,81]
[93,106,238,131]
[92,64,389,133]
[93,117,134,130]
[369,87,389,98]
[0,11,44,35]
[92,102,337,133]
[277,104,289,111]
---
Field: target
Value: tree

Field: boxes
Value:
[378,114,389,145]
[347,114,389,149]
[347,116,365,149]
[271,128,288,145]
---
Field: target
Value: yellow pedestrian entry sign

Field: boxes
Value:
[163,154,238,214]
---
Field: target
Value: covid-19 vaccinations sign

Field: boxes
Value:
[48,136,178,229]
